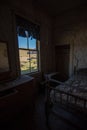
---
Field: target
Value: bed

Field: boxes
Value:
[45,69,87,120]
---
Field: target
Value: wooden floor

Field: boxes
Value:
[1,93,87,130]
[33,94,87,130]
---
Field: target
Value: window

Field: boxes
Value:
[16,16,40,75]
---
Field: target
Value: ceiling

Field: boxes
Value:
[33,0,87,16]
[2,0,87,16]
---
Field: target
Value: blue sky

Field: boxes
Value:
[18,36,36,49]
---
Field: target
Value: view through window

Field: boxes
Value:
[16,16,40,75]
[18,34,40,74]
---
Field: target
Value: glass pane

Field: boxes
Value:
[18,36,27,49]
[19,49,30,74]
[30,51,37,59]
[29,37,36,49]
[30,59,38,72]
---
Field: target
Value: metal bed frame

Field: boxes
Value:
[45,79,87,128]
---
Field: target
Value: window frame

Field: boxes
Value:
[18,37,40,75]
[16,15,40,75]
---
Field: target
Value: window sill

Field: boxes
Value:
[0,75,34,92]
[25,71,41,77]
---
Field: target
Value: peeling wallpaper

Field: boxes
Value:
[0,3,54,79]
[54,8,87,75]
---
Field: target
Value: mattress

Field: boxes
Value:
[50,68,87,109]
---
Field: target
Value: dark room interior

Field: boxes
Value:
[0,0,87,130]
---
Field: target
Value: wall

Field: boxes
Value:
[54,6,87,76]
[0,0,55,80]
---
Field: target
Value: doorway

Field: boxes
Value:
[55,44,70,80]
